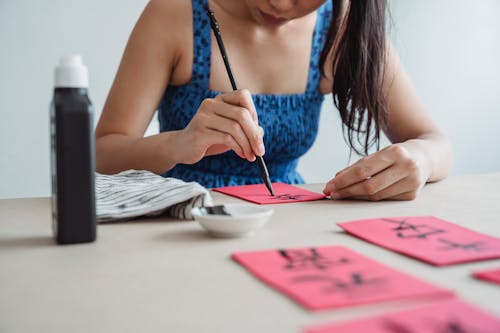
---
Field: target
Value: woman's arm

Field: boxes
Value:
[95,0,264,175]
[323,41,453,200]
[95,0,183,174]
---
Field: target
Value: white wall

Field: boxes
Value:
[0,0,149,199]
[300,0,500,183]
[1,0,499,199]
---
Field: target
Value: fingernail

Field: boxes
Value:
[330,192,341,199]
[258,143,265,156]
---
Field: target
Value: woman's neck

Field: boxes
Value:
[209,0,254,23]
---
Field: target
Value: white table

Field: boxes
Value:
[1,173,499,332]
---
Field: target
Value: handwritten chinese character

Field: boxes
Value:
[270,194,307,200]
[278,248,350,271]
[438,239,487,253]
[382,218,446,239]
[292,272,386,295]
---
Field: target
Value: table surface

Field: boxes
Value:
[1,173,500,332]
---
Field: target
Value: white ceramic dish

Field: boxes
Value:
[191,204,274,238]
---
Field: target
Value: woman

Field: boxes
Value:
[95,0,452,201]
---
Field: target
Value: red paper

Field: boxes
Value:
[338,216,500,266]
[305,298,500,333]
[232,246,452,311]
[213,182,326,204]
[473,268,500,285]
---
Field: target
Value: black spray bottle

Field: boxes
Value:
[50,55,96,244]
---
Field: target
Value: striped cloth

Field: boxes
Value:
[96,170,213,222]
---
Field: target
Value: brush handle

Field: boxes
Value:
[206,8,275,196]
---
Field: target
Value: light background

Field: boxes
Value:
[1,0,499,199]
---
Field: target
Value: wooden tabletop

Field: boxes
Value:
[1,173,499,332]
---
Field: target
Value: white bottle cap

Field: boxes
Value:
[54,54,89,88]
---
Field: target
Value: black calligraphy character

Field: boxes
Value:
[278,248,349,271]
[382,319,417,333]
[438,320,470,333]
[292,272,385,295]
[429,316,480,333]
[381,218,446,239]
[270,194,307,200]
[437,239,487,253]
[384,316,477,333]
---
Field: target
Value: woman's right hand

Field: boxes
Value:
[173,89,265,165]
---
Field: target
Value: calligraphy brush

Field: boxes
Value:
[205,7,275,196]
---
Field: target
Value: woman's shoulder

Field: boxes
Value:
[142,0,192,30]
[138,0,194,84]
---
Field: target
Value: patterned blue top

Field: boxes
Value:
[158,0,332,188]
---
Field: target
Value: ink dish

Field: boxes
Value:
[192,204,274,238]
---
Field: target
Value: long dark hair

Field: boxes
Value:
[320,0,388,156]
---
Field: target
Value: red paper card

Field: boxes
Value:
[213,182,326,204]
[232,246,452,311]
[473,268,500,285]
[305,298,500,333]
[338,216,500,266]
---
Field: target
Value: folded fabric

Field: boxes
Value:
[96,170,213,222]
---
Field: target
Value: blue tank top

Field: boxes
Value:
[158,0,332,188]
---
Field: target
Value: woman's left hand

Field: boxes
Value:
[323,143,430,201]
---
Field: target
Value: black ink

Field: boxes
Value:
[382,320,417,333]
[384,316,479,333]
[437,239,487,253]
[200,205,231,216]
[433,317,477,333]
[292,272,385,295]
[270,194,307,200]
[278,248,350,271]
[381,218,446,239]
[439,321,469,333]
